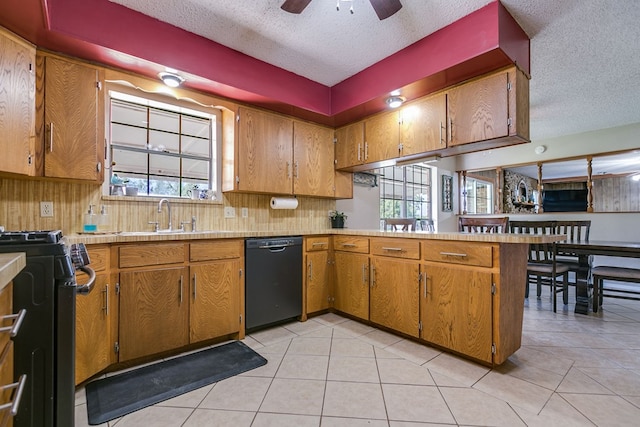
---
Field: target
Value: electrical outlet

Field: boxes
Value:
[40,201,54,217]
[241,207,248,218]
[224,207,236,218]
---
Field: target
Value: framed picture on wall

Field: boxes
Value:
[442,174,453,212]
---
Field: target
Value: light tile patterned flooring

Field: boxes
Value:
[76,288,640,426]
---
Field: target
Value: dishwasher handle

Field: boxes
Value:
[258,243,296,250]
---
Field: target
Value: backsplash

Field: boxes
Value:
[0,177,336,234]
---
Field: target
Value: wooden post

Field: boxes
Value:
[496,167,503,213]
[461,170,468,214]
[586,156,594,212]
[537,162,544,213]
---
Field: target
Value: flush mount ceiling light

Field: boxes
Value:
[159,72,185,88]
[385,96,405,108]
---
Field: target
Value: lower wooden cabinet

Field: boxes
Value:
[1,281,16,427]
[333,252,369,320]
[304,236,331,316]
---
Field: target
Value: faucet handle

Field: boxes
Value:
[179,220,191,232]
[148,221,159,232]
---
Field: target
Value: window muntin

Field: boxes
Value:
[108,91,220,199]
[379,164,433,220]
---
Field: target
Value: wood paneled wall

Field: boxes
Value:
[0,178,336,233]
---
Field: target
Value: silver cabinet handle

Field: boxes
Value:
[308,261,313,280]
[49,123,54,152]
[371,265,376,288]
[342,243,357,247]
[423,272,428,298]
[449,118,453,142]
[0,309,26,337]
[102,284,109,315]
[439,252,467,257]
[364,142,369,160]
[312,242,327,247]
[179,275,183,304]
[382,247,404,252]
[294,161,299,178]
[193,273,197,300]
[357,143,362,161]
[362,264,366,284]
[0,374,27,416]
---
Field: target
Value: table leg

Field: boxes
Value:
[574,254,593,315]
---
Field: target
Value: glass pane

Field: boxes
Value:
[149,130,179,153]
[149,153,180,176]
[149,175,180,197]
[118,174,148,195]
[112,149,147,174]
[182,158,210,180]
[111,123,147,148]
[182,135,210,156]
[182,116,210,138]
[112,100,146,126]
[149,108,179,133]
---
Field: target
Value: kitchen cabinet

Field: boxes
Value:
[363,111,401,164]
[1,280,16,427]
[189,240,243,343]
[333,236,370,320]
[369,238,420,337]
[0,27,36,176]
[304,236,331,316]
[75,245,114,385]
[37,53,105,182]
[293,121,336,197]
[447,66,529,148]
[335,121,365,170]
[399,93,447,156]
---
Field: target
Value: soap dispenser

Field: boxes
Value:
[98,205,109,232]
[83,205,97,233]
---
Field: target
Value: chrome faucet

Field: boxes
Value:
[158,198,172,231]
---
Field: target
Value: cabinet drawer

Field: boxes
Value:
[86,245,109,272]
[371,238,420,259]
[333,236,369,253]
[190,239,243,262]
[422,241,493,267]
[119,243,186,268]
[305,236,330,252]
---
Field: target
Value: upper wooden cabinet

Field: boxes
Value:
[293,120,335,197]
[0,27,36,176]
[364,111,401,164]
[447,66,529,148]
[335,120,365,169]
[37,53,105,182]
[399,93,447,156]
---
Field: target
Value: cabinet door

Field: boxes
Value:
[0,29,35,175]
[43,56,104,181]
[400,93,447,155]
[370,257,419,337]
[119,267,189,361]
[421,264,493,363]
[293,121,335,197]
[190,260,241,343]
[306,251,330,314]
[364,111,400,163]
[335,121,364,169]
[447,71,509,147]
[333,252,369,320]
[237,106,293,194]
[75,274,111,385]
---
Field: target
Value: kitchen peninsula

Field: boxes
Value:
[66,229,560,385]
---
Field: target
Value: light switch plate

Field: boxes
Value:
[241,207,248,218]
[224,207,235,218]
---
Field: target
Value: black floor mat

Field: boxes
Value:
[85,341,267,425]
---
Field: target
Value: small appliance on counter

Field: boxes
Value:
[0,230,95,427]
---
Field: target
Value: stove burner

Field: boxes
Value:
[0,230,63,244]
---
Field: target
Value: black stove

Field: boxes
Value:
[0,230,64,244]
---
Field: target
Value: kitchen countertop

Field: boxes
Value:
[64,229,565,245]
[0,252,26,291]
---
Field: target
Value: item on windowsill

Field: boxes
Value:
[329,210,347,228]
[83,205,97,233]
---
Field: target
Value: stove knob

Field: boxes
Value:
[70,243,91,268]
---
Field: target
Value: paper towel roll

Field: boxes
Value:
[270,197,298,209]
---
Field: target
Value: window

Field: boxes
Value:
[108,91,221,198]
[379,164,433,220]
[464,177,493,214]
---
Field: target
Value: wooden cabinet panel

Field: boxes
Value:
[305,236,330,252]
[0,283,14,421]
[333,236,369,253]
[421,264,493,363]
[119,267,189,361]
[190,259,241,343]
[423,241,493,267]
[190,239,242,262]
[237,106,293,194]
[335,121,365,169]
[370,257,419,337]
[305,250,331,314]
[0,28,35,176]
[334,252,369,320]
[41,55,104,181]
[364,111,401,163]
[400,93,447,155]
[118,243,186,268]
[371,237,420,259]
[293,121,335,197]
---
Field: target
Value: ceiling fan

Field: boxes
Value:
[281,0,403,20]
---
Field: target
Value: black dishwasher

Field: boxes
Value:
[245,236,302,331]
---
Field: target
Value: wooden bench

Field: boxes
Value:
[591,266,640,313]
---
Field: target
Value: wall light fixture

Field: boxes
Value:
[385,96,405,108]
[159,72,185,88]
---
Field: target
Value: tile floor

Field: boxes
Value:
[75,288,640,426]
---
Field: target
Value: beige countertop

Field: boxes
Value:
[64,229,565,245]
[0,252,26,291]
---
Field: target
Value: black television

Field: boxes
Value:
[542,189,588,212]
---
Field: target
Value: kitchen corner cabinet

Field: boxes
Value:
[293,121,335,197]
[75,245,114,385]
[370,238,420,337]
[304,236,332,316]
[189,240,243,343]
[0,27,36,176]
[333,236,370,320]
[37,53,105,182]
[447,66,529,147]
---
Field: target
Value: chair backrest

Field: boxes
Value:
[555,220,590,242]
[383,218,416,231]
[458,216,509,233]
[509,220,556,235]
[418,219,435,231]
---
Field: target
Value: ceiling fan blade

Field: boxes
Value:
[281,0,313,14]
[369,0,402,20]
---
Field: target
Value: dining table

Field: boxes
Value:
[556,240,640,314]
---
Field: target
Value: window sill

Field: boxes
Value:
[102,195,223,205]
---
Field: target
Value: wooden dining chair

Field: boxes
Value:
[383,218,417,231]
[418,219,435,231]
[458,216,509,233]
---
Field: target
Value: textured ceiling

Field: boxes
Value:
[101,1,639,145]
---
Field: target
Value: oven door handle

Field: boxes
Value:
[76,266,97,295]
